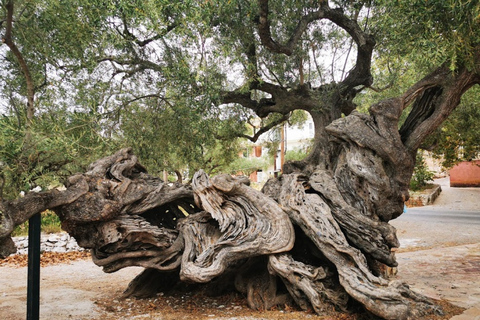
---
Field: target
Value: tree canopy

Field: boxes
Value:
[357,0,480,168]
[1,0,478,196]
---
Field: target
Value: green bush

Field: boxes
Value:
[41,210,62,234]
[410,152,435,191]
[12,210,62,236]
[285,148,308,162]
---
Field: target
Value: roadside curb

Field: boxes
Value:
[406,184,442,207]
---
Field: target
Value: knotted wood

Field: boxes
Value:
[180,170,295,283]
[265,173,437,319]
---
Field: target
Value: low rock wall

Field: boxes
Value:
[406,184,442,207]
[13,233,83,255]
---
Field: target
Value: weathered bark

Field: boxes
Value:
[234,256,287,311]
[122,268,180,299]
[2,67,478,319]
[0,174,89,257]
[1,13,477,318]
[0,0,479,318]
[265,174,436,319]
[180,170,295,283]
[0,148,299,312]
[268,253,349,313]
[0,144,438,319]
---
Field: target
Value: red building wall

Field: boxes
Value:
[449,160,480,187]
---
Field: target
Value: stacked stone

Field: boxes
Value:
[13,233,84,255]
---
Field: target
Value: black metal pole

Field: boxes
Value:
[27,213,41,320]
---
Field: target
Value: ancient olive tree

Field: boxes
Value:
[1,1,480,319]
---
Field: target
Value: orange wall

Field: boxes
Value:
[249,171,258,182]
[450,160,480,187]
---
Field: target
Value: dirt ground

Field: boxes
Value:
[0,178,479,320]
[0,254,466,320]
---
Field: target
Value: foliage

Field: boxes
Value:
[356,56,480,169]
[285,148,308,162]
[40,210,62,234]
[410,152,435,191]
[372,0,480,71]
[357,0,480,167]
[12,210,62,237]
[0,0,248,195]
[117,99,244,179]
[227,156,269,177]
[0,2,478,318]
[428,87,480,168]
[0,106,117,199]
[1,0,479,198]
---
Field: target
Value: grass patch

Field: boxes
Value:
[12,210,62,236]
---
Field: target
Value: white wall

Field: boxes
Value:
[285,116,314,152]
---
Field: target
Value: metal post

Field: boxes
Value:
[27,213,41,320]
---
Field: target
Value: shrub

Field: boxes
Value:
[12,210,62,236]
[410,152,435,191]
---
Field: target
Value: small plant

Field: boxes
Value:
[285,148,308,162]
[41,210,62,234]
[410,152,435,191]
[11,210,62,236]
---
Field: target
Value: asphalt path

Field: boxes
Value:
[398,207,480,224]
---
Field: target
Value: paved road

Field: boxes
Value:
[390,180,480,250]
[391,181,480,317]
[398,207,480,224]
[394,177,480,226]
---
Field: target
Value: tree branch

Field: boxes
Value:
[0,172,4,201]
[400,66,451,108]
[123,93,171,107]
[222,81,316,118]
[117,9,177,47]
[239,113,290,142]
[256,0,375,111]
[34,63,48,92]
[401,65,480,151]
[257,0,327,56]
[325,7,375,90]
[2,0,35,125]
[98,56,164,76]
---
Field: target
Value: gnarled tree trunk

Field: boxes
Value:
[0,145,443,320]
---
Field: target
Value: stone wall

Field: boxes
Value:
[13,233,83,255]
[406,184,442,207]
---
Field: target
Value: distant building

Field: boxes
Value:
[284,117,315,151]
[238,115,314,183]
